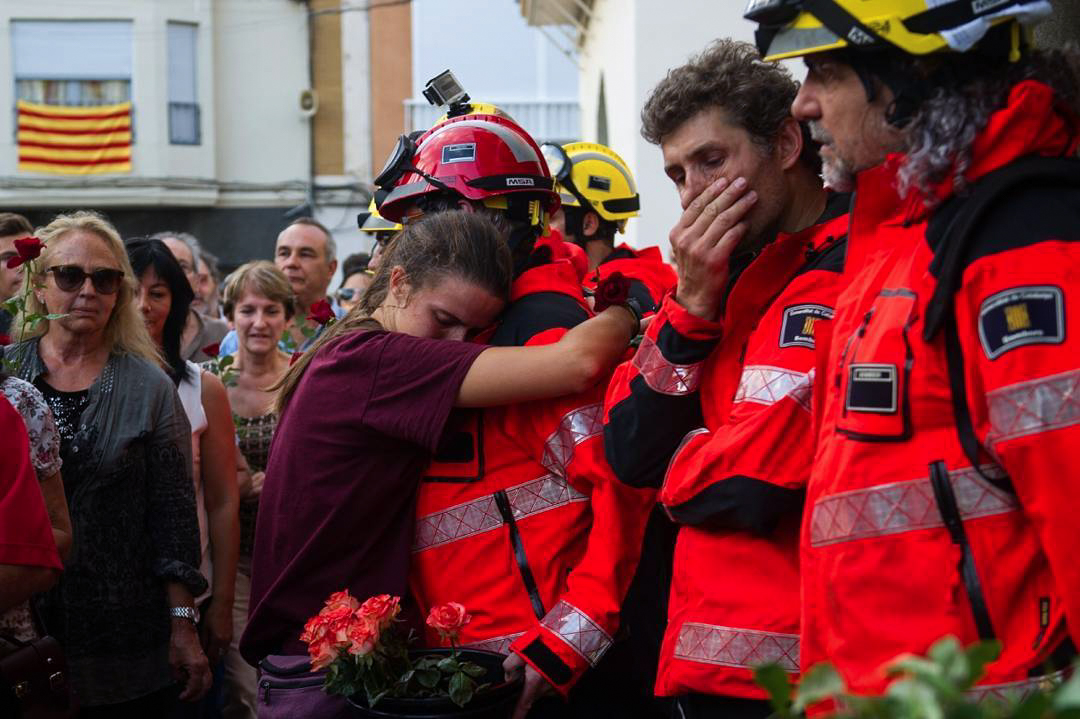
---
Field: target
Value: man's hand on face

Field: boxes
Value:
[670,176,757,322]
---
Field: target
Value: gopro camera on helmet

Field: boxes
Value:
[422,70,471,115]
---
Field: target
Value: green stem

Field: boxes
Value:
[17,263,32,345]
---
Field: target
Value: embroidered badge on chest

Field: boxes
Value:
[779,304,834,349]
[846,364,898,414]
[978,285,1064,360]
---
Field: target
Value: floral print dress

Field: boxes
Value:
[0,376,62,642]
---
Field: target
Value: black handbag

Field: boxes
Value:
[0,633,78,719]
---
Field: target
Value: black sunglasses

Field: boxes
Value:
[47,265,125,295]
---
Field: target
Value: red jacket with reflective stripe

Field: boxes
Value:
[603,194,849,699]
[409,258,655,695]
[805,81,1080,699]
[585,244,677,312]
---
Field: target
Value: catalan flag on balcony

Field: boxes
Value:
[16,100,133,175]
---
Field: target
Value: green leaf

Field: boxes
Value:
[44,313,66,320]
[219,354,234,368]
[438,657,461,673]
[448,671,475,708]
[1054,669,1080,711]
[963,640,1001,685]
[1009,693,1051,719]
[415,668,440,689]
[460,661,487,679]
[302,325,316,339]
[754,664,794,716]
[885,677,944,719]
[793,663,847,713]
[2,297,20,315]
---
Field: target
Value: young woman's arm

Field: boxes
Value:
[198,371,240,664]
[456,305,637,408]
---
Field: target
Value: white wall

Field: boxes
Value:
[411,0,578,106]
[212,0,310,204]
[578,0,760,256]
[1,0,310,209]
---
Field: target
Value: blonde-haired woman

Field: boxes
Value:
[4,211,211,716]
[206,259,294,719]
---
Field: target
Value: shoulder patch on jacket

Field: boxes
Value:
[490,292,588,347]
[779,304,834,349]
[978,285,1065,360]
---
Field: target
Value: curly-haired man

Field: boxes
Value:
[603,39,851,719]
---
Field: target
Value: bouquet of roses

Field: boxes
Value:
[301,590,488,708]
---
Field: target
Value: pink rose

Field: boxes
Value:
[358,594,400,631]
[426,602,472,642]
[321,606,353,646]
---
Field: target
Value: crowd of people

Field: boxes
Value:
[2,1,1080,718]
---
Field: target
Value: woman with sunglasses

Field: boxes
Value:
[4,212,211,717]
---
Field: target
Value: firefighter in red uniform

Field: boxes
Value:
[746,0,1080,701]
[603,40,851,719]
[375,111,656,718]
[541,141,676,310]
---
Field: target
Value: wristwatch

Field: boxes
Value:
[170,606,199,624]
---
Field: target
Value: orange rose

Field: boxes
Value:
[358,594,401,631]
[300,614,328,645]
[323,590,360,613]
[345,614,378,657]
[309,638,338,671]
[426,602,472,642]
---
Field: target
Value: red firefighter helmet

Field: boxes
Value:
[375,113,560,225]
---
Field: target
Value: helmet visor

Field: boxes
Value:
[541,143,572,183]
[744,0,805,25]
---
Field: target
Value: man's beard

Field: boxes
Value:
[810,121,856,193]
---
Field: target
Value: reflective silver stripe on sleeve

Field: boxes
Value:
[413,475,587,552]
[733,365,813,411]
[988,368,1080,445]
[541,404,604,478]
[539,600,613,667]
[462,631,525,657]
[632,335,705,396]
[810,465,1016,547]
[674,622,799,672]
[969,668,1068,705]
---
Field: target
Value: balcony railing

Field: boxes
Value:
[405,99,581,145]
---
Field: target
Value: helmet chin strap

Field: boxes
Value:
[509,223,542,277]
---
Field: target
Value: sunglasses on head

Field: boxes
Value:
[47,265,125,294]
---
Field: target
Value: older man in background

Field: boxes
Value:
[218,217,344,357]
[154,230,230,362]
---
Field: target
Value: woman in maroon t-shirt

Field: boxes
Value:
[242,212,638,668]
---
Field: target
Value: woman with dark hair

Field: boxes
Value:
[241,211,640,717]
[127,238,240,699]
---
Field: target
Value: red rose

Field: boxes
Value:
[6,236,44,269]
[290,351,304,366]
[0,334,10,346]
[308,299,335,326]
[426,602,472,642]
[358,594,400,631]
[308,637,338,671]
[201,342,221,358]
[594,271,631,313]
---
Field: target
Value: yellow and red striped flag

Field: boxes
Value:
[17,100,133,175]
